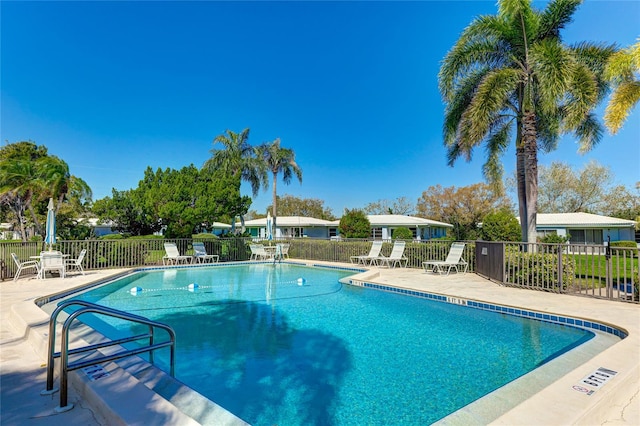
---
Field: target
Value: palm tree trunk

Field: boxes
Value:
[271,172,278,231]
[516,144,527,242]
[26,195,43,236]
[522,110,539,245]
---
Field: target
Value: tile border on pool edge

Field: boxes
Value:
[352,280,628,339]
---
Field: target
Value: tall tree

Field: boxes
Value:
[0,142,92,240]
[604,39,640,134]
[256,138,302,230]
[39,156,92,214]
[204,128,266,232]
[267,194,335,220]
[537,161,640,217]
[94,166,240,237]
[416,183,512,240]
[439,0,615,243]
[364,197,415,215]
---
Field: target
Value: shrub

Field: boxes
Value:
[539,233,571,244]
[95,239,149,267]
[505,247,576,290]
[610,240,638,258]
[129,234,164,240]
[100,234,125,240]
[392,227,413,240]
[481,209,520,241]
[610,240,638,249]
[193,233,219,239]
[338,209,370,238]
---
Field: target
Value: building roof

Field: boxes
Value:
[238,216,336,227]
[537,213,636,228]
[240,214,453,228]
[365,214,453,228]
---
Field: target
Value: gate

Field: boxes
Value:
[475,241,504,282]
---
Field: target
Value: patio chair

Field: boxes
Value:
[423,242,468,276]
[163,243,192,265]
[65,249,87,275]
[279,243,290,259]
[11,253,40,282]
[193,242,219,264]
[39,251,65,279]
[374,240,408,268]
[249,244,271,261]
[350,240,383,265]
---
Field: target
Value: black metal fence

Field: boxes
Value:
[2,238,637,304]
[475,241,639,304]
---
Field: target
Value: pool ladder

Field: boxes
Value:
[41,300,176,413]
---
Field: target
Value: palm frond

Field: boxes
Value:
[460,68,521,145]
[562,62,599,130]
[531,39,575,108]
[605,80,640,134]
[537,0,582,40]
[574,112,604,153]
[443,67,489,145]
[482,123,511,186]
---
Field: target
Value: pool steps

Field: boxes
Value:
[8,298,248,426]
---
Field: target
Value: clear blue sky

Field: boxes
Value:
[2,1,638,216]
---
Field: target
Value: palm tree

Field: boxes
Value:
[604,39,640,135]
[256,138,302,231]
[204,128,266,232]
[39,156,92,213]
[0,158,45,238]
[439,0,615,243]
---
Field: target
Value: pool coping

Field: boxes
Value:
[3,262,639,425]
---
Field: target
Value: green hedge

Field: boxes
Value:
[610,240,638,248]
[505,248,576,291]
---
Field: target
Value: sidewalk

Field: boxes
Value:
[1,270,128,426]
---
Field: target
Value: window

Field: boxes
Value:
[371,228,383,240]
[569,229,603,245]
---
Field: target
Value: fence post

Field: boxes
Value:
[605,236,613,300]
[557,244,563,292]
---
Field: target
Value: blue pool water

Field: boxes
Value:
[67,264,594,425]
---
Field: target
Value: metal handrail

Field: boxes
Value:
[41,300,176,412]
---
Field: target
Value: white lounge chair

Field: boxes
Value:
[39,251,65,279]
[249,244,271,261]
[65,249,87,275]
[374,240,408,268]
[423,242,468,275]
[11,253,40,282]
[163,243,192,265]
[193,242,219,263]
[350,241,383,265]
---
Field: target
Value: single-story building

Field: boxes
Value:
[350,214,453,240]
[238,216,337,239]
[535,213,637,244]
[238,214,453,240]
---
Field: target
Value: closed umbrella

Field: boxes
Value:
[266,212,273,241]
[44,198,56,251]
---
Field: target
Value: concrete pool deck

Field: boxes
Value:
[1,263,638,425]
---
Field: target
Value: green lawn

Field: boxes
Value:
[571,253,638,285]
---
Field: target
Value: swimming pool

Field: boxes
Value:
[63,263,600,425]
